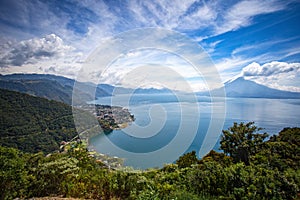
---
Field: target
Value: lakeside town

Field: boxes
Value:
[79,104,135,132]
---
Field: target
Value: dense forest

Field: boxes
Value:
[1,122,300,200]
[0,89,77,153]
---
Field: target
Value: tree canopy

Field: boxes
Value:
[220,121,268,165]
[0,89,77,153]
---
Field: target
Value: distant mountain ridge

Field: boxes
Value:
[0,73,75,86]
[206,77,300,99]
[0,74,111,104]
[0,78,73,104]
[0,74,172,104]
[1,74,299,101]
[102,85,173,95]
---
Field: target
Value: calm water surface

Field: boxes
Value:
[89,94,300,169]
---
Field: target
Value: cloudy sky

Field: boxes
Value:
[0,0,300,91]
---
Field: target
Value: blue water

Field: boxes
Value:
[89,94,300,169]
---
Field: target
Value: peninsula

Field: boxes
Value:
[80,104,135,133]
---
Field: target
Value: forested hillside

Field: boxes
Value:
[0,89,77,153]
[0,79,74,104]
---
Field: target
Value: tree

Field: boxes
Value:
[253,127,300,170]
[176,151,198,168]
[200,150,233,166]
[220,122,268,165]
[0,146,28,200]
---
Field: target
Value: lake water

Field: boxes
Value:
[89,94,300,169]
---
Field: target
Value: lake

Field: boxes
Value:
[89,94,300,169]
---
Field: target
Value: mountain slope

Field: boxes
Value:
[0,73,75,86]
[199,77,300,99]
[2,73,299,100]
[0,74,110,104]
[97,84,173,95]
[0,88,77,153]
[224,77,300,98]
[0,79,74,104]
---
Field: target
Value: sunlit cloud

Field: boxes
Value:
[241,61,300,92]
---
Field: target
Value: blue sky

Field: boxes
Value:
[0,0,300,91]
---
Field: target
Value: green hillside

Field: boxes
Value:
[0,88,77,153]
[0,79,73,104]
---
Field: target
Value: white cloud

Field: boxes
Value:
[125,0,218,31]
[82,42,215,92]
[241,61,300,92]
[0,0,72,40]
[214,0,286,35]
[98,49,201,86]
[213,38,300,82]
[231,37,300,57]
[0,34,83,79]
[0,0,291,44]
[128,0,197,30]
[281,46,300,59]
[176,1,217,30]
[0,0,291,52]
[66,0,289,38]
[242,61,299,76]
[201,40,223,54]
[215,53,271,74]
[0,34,75,67]
[125,0,286,35]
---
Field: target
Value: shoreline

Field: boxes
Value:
[70,104,135,168]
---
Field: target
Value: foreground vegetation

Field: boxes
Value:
[1,122,299,200]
